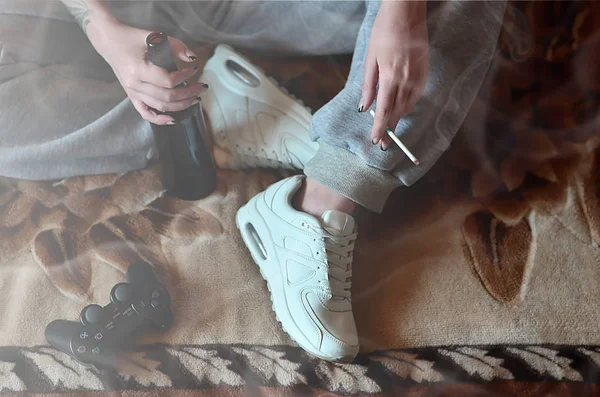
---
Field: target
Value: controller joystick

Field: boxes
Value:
[110,283,133,304]
[80,304,103,325]
[45,261,173,371]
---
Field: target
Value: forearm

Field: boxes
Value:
[61,0,116,32]
[61,0,123,59]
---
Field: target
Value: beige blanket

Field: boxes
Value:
[0,137,599,394]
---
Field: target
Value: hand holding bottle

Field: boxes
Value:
[90,19,208,125]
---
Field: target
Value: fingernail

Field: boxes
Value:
[167,120,176,125]
[201,83,209,89]
[358,104,364,113]
[380,145,387,152]
[188,54,198,61]
[372,138,379,145]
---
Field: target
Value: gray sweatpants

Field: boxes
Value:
[0,0,506,212]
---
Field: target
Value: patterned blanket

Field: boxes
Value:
[0,1,599,395]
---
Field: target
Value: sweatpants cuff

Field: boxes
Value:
[304,141,402,213]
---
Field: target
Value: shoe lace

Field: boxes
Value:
[308,224,357,300]
[236,145,295,169]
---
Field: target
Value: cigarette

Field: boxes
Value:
[369,109,420,166]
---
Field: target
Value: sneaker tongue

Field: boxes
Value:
[320,210,355,236]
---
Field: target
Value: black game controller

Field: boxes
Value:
[45,261,173,371]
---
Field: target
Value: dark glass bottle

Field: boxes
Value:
[145,31,217,200]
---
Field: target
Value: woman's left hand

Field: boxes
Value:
[360,1,430,150]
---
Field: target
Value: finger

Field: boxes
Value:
[391,86,415,125]
[131,97,176,125]
[169,36,199,63]
[381,89,408,151]
[132,81,208,103]
[404,88,419,117]
[395,85,420,122]
[406,94,419,116]
[139,63,199,89]
[359,51,378,112]
[407,74,428,112]
[371,71,398,144]
[136,91,200,114]
[379,134,393,151]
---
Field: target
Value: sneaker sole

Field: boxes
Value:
[236,199,353,364]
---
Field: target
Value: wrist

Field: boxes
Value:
[380,1,427,26]
[86,13,119,38]
[85,16,124,57]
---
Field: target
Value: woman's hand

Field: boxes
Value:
[359,1,430,150]
[88,18,208,125]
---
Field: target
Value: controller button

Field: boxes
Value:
[80,332,89,339]
[152,290,160,299]
[77,346,86,354]
[92,347,100,355]
[151,300,160,308]
[95,332,103,340]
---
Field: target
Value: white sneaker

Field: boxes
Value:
[236,175,359,362]
[199,45,319,170]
